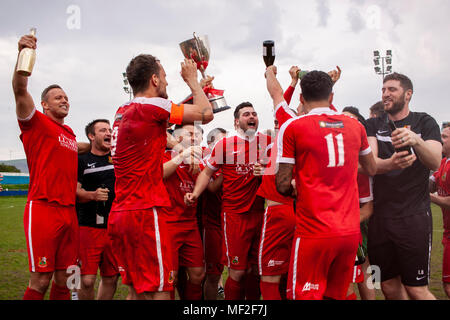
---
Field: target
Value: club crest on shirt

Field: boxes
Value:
[319,121,344,129]
[38,257,48,268]
[108,156,113,164]
[168,270,175,284]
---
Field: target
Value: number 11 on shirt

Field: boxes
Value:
[325,133,345,167]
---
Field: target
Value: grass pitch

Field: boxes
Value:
[0,196,447,300]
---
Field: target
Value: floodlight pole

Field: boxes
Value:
[373,50,393,84]
[122,72,132,100]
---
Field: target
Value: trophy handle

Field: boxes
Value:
[193,32,207,78]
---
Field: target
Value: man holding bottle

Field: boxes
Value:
[13,33,79,300]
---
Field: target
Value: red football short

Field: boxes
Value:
[23,200,79,273]
[287,234,359,300]
[443,235,450,283]
[203,223,224,275]
[167,221,204,271]
[352,264,364,283]
[258,204,295,276]
[222,209,263,270]
[107,208,175,294]
[79,226,119,277]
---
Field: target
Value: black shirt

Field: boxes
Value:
[77,152,115,228]
[366,111,441,218]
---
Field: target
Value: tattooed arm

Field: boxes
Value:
[276,163,294,196]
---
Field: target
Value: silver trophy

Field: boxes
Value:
[179,33,230,113]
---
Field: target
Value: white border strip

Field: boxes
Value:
[153,207,164,291]
[258,207,269,276]
[28,201,35,272]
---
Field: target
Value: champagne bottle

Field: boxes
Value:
[263,40,275,67]
[387,119,412,155]
[297,70,309,79]
[16,28,37,77]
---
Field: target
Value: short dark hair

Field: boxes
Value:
[383,72,413,93]
[173,123,204,137]
[300,71,333,102]
[342,106,367,127]
[41,84,62,102]
[233,102,254,119]
[207,128,227,144]
[369,101,385,118]
[85,119,110,139]
[126,54,160,95]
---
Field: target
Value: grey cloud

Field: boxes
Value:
[347,8,365,33]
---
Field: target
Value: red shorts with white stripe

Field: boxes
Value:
[258,204,295,276]
[107,208,175,294]
[222,209,263,270]
[443,236,450,283]
[79,226,119,277]
[23,200,79,273]
[287,234,359,300]
[203,224,224,275]
[167,221,204,270]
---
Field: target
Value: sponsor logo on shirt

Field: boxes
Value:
[235,164,253,175]
[58,134,78,152]
[87,162,96,168]
[319,121,344,128]
[302,282,319,292]
[180,180,194,193]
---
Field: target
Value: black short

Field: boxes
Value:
[368,211,432,286]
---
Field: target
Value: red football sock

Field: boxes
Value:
[184,280,203,300]
[244,272,261,300]
[260,281,281,300]
[225,277,245,300]
[49,281,70,300]
[346,292,357,300]
[23,287,44,300]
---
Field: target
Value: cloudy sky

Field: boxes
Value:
[0,0,449,161]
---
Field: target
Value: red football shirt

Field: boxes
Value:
[257,102,296,204]
[357,173,373,205]
[277,108,371,238]
[207,132,271,214]
[432,158,450,236]
[111,97,183,211]
[159,149,198,223]
[18,108,78,206]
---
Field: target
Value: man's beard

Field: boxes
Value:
[157,84,168,99]
[385,94,405,116]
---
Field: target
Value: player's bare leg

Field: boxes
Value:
[204,273,221,300]
[78,274,96,300]
[357,259,376,300]
[381,276,409,300]
[97,275,119,300]
[444,283,450,299]
[141,291,171,300]
[126,285,138,300]
[28,271,53,295]
[404,285,436,300]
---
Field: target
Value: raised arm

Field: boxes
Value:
[265,65,285,108]
[12,34,37,120]
[180,59,214,125]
